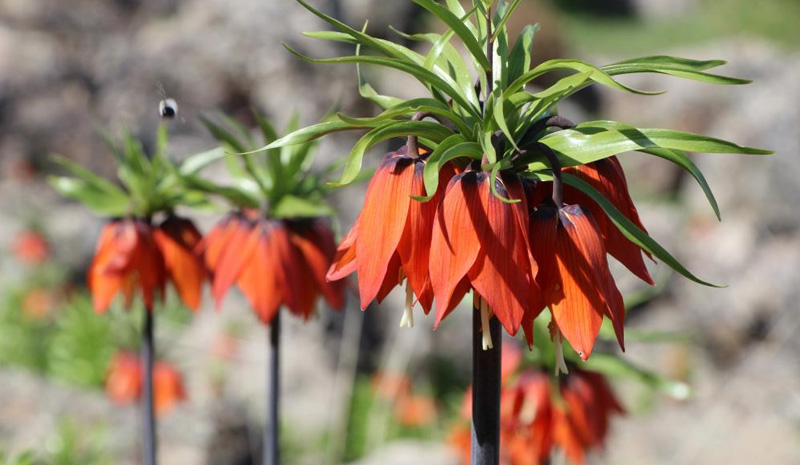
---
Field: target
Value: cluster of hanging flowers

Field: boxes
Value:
[89,216,205,313]
[274,0,770,365]
[449,343,624,465]
[327,138,639,361]
[205,211,344,323]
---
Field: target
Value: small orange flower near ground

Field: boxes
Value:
[106,351,142,405]
[13,230,50,264]
[21,288,56,320]
[105,351,187,416]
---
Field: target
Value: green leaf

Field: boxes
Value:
[581,353,691,400]
[333,120,455,187]
[490,0,522,43]
[200,116,249,154]
[603,55,750,85]
[181,174,261,208]
[538,124,772,169]
[508,58,662,96]
[49,177,130,216]
[358,63,404,110]
[642,147,721,220]
[506,24,538,86]
[415,136,481,201]
[271,195,335,219]
[337,98,472,135]
[294,0,425,65]
[610,55,727,71]
[409,0,490,70]
[50,155,129,200]
[179,147,227,175]
[261,120,370,151]
[561,172,721,287]
[283,45,481,119]
[567,120,722,219]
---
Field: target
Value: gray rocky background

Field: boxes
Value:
[1,0,798,464]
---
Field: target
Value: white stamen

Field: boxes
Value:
[399,278,414,328]
[480,297,493,350]
[554,330,569,376]
[519,396,539,424]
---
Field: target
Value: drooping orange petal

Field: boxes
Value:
[355,156,415,308]
[376,253,402,304]
[430,172,487,325]
[202,216,240,271]
[527,206,562,346]
[270,222,308,317]
[550,205,609,361]
[292,220,346,310]
[237,231,282,324]
[105,351,142,404]
[154,217,205,311]
[153,362,187,416]
[565,157,654,285]
[88,223,125,313]
[326,218,359,282]
[397,160,456,314]
[467,173,531,335]
[211,221,261,306]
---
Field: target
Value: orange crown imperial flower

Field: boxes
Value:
[430,169,538,346]
[326,143,457,327]
[89,218,165,313]
[205,213,345,323]
[105,351,187,416]
[452,361,624,465]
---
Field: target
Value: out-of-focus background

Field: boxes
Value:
[1,0,799,464]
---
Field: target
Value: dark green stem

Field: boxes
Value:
[142,308,157,465]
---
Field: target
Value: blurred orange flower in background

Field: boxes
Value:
[105,351,187,416]
[88,219,165,313]
[13,230,50,264]
[205,212,345,324]
[451,344,624,465]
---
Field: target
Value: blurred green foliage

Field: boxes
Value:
[0,420,109,465]
[546,0,800,53]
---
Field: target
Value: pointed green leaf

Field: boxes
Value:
[415,135,480,201]
[603,60,751,85]
[581,353,691,400]
[49,177,130,216]
[508,58,662,96]
[609,55,727,71]
[507,24,538,86]
[272,195,335,219]
[260,120,370,152]
[537,124,772,169]
[179,147,227,175]
[561,172,721,287]
[409,0,490,70]
[283,45,481,119]
[333,120,455,187]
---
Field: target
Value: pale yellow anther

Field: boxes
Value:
[480,298,493,350]
[399,278,414,328]
[554,330,569,376]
